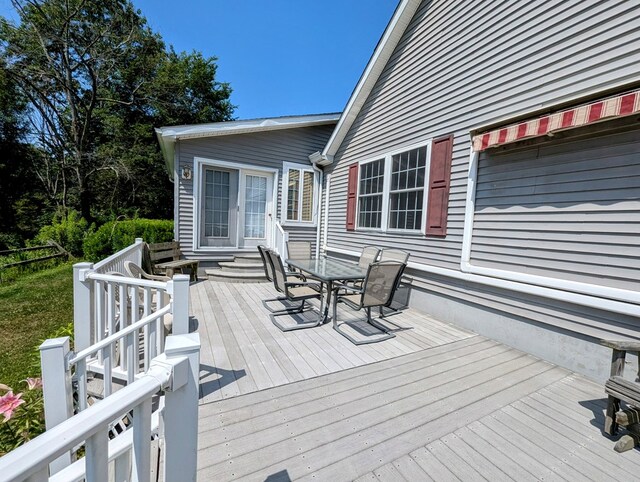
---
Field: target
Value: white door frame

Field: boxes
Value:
[193,157,279,252]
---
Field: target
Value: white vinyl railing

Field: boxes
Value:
[274,220,289,257]
[8,239,195,480]
[92,238,144,275]
[0,334,201,482]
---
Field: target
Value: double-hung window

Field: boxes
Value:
[389,146,427,230]
[356,143,430,232]
[283,162,316,224]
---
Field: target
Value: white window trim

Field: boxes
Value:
[355,140,432,233]
[192,157,278,252]
[281,161,318,227]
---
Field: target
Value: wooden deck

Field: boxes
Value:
[192,280,640,481]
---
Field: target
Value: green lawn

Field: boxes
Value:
[0,263,74,388]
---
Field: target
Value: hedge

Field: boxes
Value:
[83,219,174,261]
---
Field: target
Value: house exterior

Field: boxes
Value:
[158,0,640,381]
[155,114,339,264]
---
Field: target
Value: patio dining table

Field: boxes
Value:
[285,256,367,323]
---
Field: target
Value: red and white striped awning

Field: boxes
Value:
[472,90,640,152]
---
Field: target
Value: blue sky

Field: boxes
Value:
[0,0,398,120]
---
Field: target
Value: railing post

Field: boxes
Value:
[162,334,201,482]
[283,230,289,258]
[73,262,94,352]
[39,337,74,474]
[170,274,191,335]
[135,237,144,266]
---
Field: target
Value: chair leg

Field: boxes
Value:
[262,296,308,314]
[333,301,396,345]
[270,298,322,332]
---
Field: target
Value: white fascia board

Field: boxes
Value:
[158,113,340,141]
[155,127,176,181]
[321,0,422,162]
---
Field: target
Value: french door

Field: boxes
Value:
[201,166,273,249]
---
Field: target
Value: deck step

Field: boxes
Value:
[218,261,264,271]
[234,254,262,264]
[205,268,267,283]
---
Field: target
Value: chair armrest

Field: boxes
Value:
[600,340,640,351]
[332,282,362,294]
[285,281,319,288]
[285,271,307,281]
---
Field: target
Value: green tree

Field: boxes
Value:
[0,0,235,224]
[90,49,234,220]
[0,64,47,248]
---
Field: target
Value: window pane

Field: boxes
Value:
[301,171,314,221]
[287,169,300,221]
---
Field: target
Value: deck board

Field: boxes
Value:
[191,279,637,481]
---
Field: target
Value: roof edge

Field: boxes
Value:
[321,0,422,163]
[157,112,341,141]
[156,113,340,180]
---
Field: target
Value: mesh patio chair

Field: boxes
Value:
[377,249,410,317]
[342,246,381,288]
[358,246,381,268]
[257,245,276,283]
[286,240,312,260]
[379,248,410,264]
[332,261,406,345]
[258,245,304,306]
[266,249,324,331]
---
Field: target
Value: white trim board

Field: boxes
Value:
[325,245,640,318]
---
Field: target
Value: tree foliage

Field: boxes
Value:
[0,0,234,233]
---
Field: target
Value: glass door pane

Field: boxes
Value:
[243,175,267,238]
[204,170,230,237]
[201,168,238,247]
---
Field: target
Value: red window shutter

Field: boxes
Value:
[346,163,359,231]
[426,134,454,236]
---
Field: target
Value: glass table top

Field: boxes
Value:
[285,256,367,281]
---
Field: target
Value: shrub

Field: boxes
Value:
[83,218,174,261]
[33,209,93,257]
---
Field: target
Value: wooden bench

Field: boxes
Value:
[147,241,199,282]
[601,339,640,452]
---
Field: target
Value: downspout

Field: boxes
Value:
[460,146,479,271]
[312,162,323,259]
[322,173,331,256]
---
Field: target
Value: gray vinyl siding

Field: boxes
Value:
[176,125,333,258]
[471,126,640,292]
[325,0,640,340]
